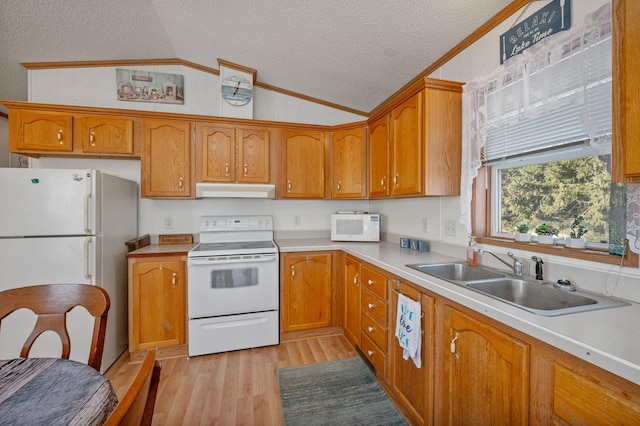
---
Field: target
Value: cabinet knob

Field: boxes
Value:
[367,279,374,285]
[368,303,374,309]
[367,350,374,357]
[57,129,64,144]
[368,326,374,332]
[244,164,248,176]
[89,131,96,146]
[225,163,230,176]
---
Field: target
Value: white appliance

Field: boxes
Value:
[331,212,380,242]
[187,215,279,356]
[0,168,137,372]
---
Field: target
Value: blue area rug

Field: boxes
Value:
[278,356,407,426]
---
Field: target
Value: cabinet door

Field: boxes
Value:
[439,306,529,425]
[238,127,270,183]
[77,116,134,155]
[283,130,327,198]
[282,252,332,331]
[198,124,236,182]
[391,283,434,426]
[130,259,185,351]
[368,115,390,198]
[613,0,640,182]
[332,127,367,198]
[391,93,423,196]
[343,255,361,346]
[142,119,191,197]
[10,110,72,152]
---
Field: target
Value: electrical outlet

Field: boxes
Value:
[294,215,301,226]
[422,218,430,233]
[444,219,457,236]
[164,217,173,229]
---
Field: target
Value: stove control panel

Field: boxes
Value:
[200,215,273,232]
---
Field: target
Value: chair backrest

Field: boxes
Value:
[104,348,161,426]
[0,284,110,371]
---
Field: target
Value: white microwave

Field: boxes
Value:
[331,213,380,242]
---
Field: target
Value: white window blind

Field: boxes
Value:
[484,9,612,163]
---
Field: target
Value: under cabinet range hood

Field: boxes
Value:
[195,183,276,199]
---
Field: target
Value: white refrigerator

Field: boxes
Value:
[0,168,137,372]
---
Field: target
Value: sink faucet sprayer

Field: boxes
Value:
[531,256,544,282]
[479,249,523,276]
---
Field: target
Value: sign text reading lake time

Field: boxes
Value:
[500,0,571,64]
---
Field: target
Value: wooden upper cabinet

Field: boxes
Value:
[437,305,529,425]
[10,109,73,152]
[282,129,328,198]
[424,80,462,195]
[198,124,236,182]
[141,119,192,198]
[368,114,391,198]
[197,124,270,183]
[238,127,270,183]
[331,127,367,198]
[76,115,134,155]
[613,0,640,182]
[391,92,423,196]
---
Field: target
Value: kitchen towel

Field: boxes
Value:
[395,293,421,368]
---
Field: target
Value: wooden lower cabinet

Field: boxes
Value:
[360,264,389,377]
[128,255,186,352]
[391,282,434,426]
[281,251,332,332]
[436,304,530,425]
[343,255,361,345]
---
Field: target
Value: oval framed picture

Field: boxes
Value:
[221,75,253,106]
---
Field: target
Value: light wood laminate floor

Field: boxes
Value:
[105,328,357,425]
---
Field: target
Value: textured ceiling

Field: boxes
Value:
[0,0,513,114]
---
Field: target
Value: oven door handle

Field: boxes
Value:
[188,254,277,266]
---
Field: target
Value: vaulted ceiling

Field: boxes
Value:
[0,0,516,115]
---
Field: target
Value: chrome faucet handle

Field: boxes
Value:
[507,252,523,276]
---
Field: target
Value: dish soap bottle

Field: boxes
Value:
[467,236,479,266]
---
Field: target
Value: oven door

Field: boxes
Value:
[187,253,279,318]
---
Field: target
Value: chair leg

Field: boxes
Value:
[140,362,162,426]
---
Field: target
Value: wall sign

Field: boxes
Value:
[116,69,184,104]
[500,0,571,64]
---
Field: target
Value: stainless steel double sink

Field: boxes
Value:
[406,262,629,316]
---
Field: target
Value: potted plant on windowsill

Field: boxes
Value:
[535,223,558,244]
[566,215,588,249]
[515,224,531,242]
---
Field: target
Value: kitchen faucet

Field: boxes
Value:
[479,249,523,276]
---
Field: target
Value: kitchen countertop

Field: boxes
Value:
[126,243,196,258]
[277,238,640,386]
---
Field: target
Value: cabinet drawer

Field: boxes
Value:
[361,289,387,326]
[362,266,387,299]
[361,333,387,376]
[362,312,387,349]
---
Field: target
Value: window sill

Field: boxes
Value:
[476,236,639,268]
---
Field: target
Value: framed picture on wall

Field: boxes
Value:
[116,69,184,105]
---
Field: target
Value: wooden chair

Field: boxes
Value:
[104,348,161,426]
[0,283,110,371]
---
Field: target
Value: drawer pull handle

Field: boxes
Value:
[368,350,374,357]
[380,176,386,188]
[178,177,184,189]
[353,273,359,284]
[368,326,374,332]
[368,303,374,309]
[89,131,96,146]
[171,272,177,288]
[287,180,292,192]
[225,163,229,176]
[244,164,248,175]
[57,129,64,144]
[291,266,295,278]
[337,181,341,192]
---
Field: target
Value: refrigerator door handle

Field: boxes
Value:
[84,193,92,234]
[84,237,94,280]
